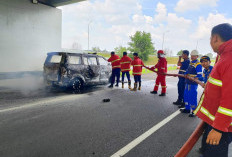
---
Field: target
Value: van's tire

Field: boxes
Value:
[72,78,83,93]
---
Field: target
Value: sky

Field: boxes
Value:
[59,0,232,56]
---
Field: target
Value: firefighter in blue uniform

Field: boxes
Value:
[173,50,190,107]
[199,56,213,84]
[180,50,202,117]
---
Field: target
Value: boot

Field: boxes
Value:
[138,82,141,90]
[131,83,137,91]
[122,82,124,88]
[108,84,113,88]
[173,100,182,105]
[159,93,166,96]
[150,91,157,94]
[115,83,119,87]
[128,81,131,89]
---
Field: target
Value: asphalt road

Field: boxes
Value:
[0,76,231,157]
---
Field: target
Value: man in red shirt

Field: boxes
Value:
[131,53,144,91]
[108,51,121,88]
[150,50,167,96]
[194,23,232,157]
[120,52,132,89]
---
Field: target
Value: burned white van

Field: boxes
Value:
[43,52,112,91]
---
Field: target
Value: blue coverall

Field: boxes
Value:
[184,60,202,111]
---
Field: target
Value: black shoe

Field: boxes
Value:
[180,108,190,113]
[178,104,185,108]
[150,91,157,94]
[173,100,182,105]
[189,112,195,117]
[115,84,119,87]
[159,93,166,96]
[108,85,113,88]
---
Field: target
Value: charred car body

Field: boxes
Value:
[43,52,112,91]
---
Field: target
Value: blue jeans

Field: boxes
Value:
[201,124,232,157]
[111,68,121,85]
[184,84,198,111]
[122,71,130,83]
[134,75,141,83]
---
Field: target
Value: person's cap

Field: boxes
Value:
[190,50,199,56]
[200,56,210,62]
[157,50,164,54]
[111,51,115,55]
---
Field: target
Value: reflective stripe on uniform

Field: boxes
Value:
[199,106,232,125]
[208,76,222,87]
[113,65,121,68]
[111,59,120,63]
[193,94,205,114]
[218,106,232,117]
[134,65,143,67]
[121,69,130,71]
[162,86,167,88]
[179,70,186,72]
[120,62,131,64]
[133,72,142,75]
[195,62,201,68]
[161,68,165,69]
[197,72,203,74]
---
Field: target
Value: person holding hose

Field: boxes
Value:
[194,23,232,157]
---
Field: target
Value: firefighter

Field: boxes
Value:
[173,50,190,105]
[194,23,232,157]
[180,50,202,117]
[120,52,132,89]
[150,50,167,96]
[131,53,144,91]
[199,56,213,84]
[108,51,121,88]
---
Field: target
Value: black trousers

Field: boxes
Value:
[134,75,141,83]
[201,124,232,157]
[177,78,185,102]
[111,68,120,85]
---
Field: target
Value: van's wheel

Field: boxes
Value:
[72,78,83,93]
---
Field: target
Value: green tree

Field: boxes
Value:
[128,31,155,61]
[92,47,101,53]
[114,46,127,57]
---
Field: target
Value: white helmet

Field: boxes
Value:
[191,50,199,56]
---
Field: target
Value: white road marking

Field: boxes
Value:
[110,110,181,157]
[0,94,87,113]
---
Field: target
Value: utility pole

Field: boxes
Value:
[162,30,169,50]
[88,21,92,51]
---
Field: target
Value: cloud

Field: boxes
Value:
[175,0,219,13]
[191,13,232,39]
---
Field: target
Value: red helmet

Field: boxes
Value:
[157,50,164,54]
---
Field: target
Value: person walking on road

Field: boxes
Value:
[173,50,190,106]
[120,52,132,89]
[131,53,144,91]
[108,51,121,88]
[150,50,167,96]
[180,50,202,117]
[194,23,232,157]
